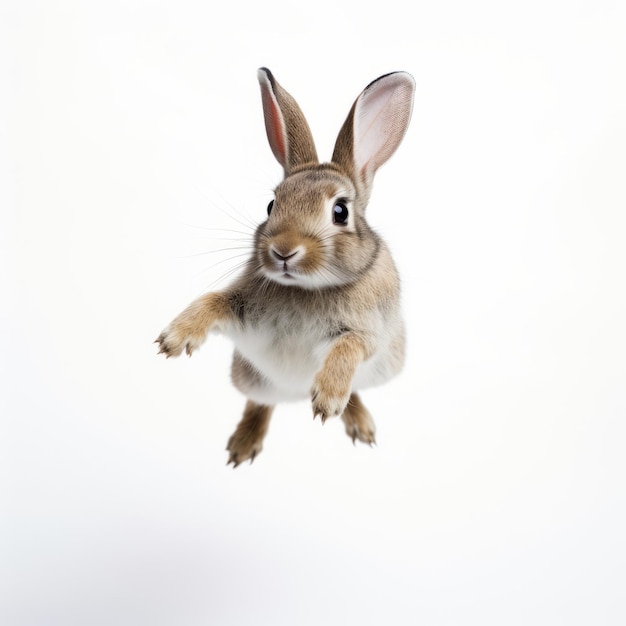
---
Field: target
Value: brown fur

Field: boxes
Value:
[342,393,376,445]
[311,332,368,423]
[156,292,236,357]
[226,401,273,467]
[156,68,414,466]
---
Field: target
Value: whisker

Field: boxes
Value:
[194,186,260,232]
[201,257,251,291]
[191,254,252,284]
[182,224,254,237]
[182,246,251,259]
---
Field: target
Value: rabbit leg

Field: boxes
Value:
[341,392,376,446]
[156,292,235,357]
[226,401,274,467]
[311,333,367,423]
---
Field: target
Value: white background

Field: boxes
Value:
[2,1,625,624]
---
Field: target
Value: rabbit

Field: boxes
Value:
[156,67,415,466]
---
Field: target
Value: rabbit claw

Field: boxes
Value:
[226,451,253,469]
[226,453,239,468]
[226,444,260,469]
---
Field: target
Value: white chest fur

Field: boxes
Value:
[224,304,403,405]
[228,321,332,402]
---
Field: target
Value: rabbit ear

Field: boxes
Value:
[332,72,415,196]
[257,68,319,175]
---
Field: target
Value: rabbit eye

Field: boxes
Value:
[333,201,349,225]
[267,200,274,216]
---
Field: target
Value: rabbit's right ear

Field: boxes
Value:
[257,68,318,175]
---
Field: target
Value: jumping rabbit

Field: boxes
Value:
[156,68,415,466]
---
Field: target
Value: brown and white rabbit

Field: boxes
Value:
[156,68,415,466]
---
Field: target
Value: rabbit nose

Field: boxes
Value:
[270,245,303,262]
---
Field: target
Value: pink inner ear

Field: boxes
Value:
[353,75,414,179]
[270,99,286,161]
[261,88,287,166]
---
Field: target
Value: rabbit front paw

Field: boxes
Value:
[155,321,206,358]
[155,293,231,358]
[311,377,351,423]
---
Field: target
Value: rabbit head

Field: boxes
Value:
[256,68,414,290]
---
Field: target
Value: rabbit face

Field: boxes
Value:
[256,166,380,289]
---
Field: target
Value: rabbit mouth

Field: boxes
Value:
[266,266,301,284]
[262,260,313,286]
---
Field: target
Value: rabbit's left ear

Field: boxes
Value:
[332,72,415,196]
[257,68,319,175]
